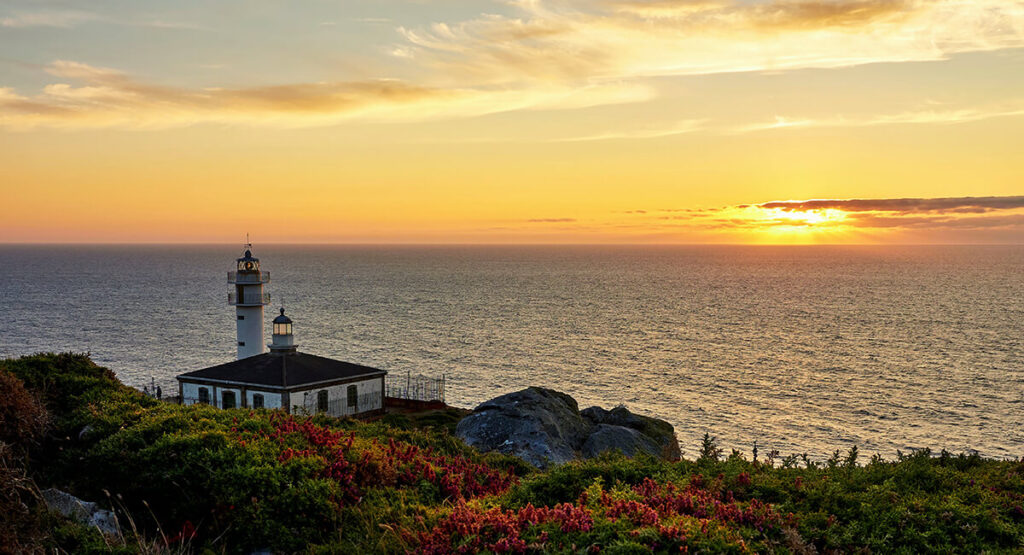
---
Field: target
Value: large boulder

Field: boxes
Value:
[581,424,661,459]
[455,387,590,468]
[456,387,681,468]
[581,405,682,460]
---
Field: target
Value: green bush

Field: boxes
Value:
[5,353,1024,554]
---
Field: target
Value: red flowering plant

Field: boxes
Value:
[409,476,796,553]
[235,413,518,505]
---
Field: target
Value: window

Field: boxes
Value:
[238,341,245,346]
[252,394,264,409]
[317,390,328,413]
[222,391,236,409]
[237,315,245,320]
[274,322,292,335]
[197,387,210,405]
[347,385,358,409]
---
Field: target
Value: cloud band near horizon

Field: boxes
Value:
[752,196,1024,214]
[624,195,1024,234]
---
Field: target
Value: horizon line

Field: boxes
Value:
[1,242,1021,247]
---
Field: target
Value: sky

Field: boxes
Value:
[1,0,1023,244]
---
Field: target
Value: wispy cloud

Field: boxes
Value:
[0,60,651,129]
[5,1,1024,130]
[547,119,704,141]
[397,0,1024,85]
[1,10,97,28]
[528,218,578,223]
[732,105,1024,133]
[1,9,203,30]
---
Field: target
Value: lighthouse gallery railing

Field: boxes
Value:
[227,271,270,283]
[228,291,271,305]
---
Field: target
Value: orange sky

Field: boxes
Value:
[1,0,1023,244]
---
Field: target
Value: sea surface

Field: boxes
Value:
[1,244,1021,459]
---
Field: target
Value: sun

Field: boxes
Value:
[726,206,852,243]
[765,208,848,226]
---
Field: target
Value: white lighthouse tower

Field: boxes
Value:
[228,243,270,359]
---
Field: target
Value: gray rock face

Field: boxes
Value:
[42,488,120,536]
[581,424,660,459]
[456,387,680,468]
[581,405,682,461]
[455,387,589,468]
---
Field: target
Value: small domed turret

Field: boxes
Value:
[269,308,297,354]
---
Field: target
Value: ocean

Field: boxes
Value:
[1,244,1021,459]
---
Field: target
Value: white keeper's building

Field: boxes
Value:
[176,245,386,417]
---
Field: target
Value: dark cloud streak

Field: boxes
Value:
[758,196,1024,214]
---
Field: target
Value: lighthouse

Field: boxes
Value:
[228,244,270,359]
[179,246,387,416]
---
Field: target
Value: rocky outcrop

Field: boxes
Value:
[581,424,661,459]
[41,488,120,536]
[455,387,680,468]
[454,388,589,468]
[581,405,682,461]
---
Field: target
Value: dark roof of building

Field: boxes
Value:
[177,352,385,388]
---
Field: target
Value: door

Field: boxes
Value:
[347,385,358,413]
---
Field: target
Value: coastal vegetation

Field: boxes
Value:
[2,352,1023,553]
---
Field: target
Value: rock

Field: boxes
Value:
[581,424,661,459]
[581,405,681,460]
[455,387,589,468]
[457,387,682,468]
[41,488,120,536]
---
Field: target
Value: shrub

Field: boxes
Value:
[0,370,49,453]
[5,353,1024,554]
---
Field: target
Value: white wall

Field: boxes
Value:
[292,377,383,416]
[181,382,206,406]
[181,382,277,409]
[236,303,265,359]
[247,390,282,409]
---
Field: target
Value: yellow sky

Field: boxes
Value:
[1,0,1023,243]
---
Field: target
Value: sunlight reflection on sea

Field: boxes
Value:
[1,244,1021,459]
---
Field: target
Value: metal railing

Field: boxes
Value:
[227,271,270,284]
[228,291,271,305]
[294,393,382,417]
[386,373,445,403]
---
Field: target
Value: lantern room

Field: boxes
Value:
[273,308,292,336]
[270,308,297,353]
[237,249,261,273]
